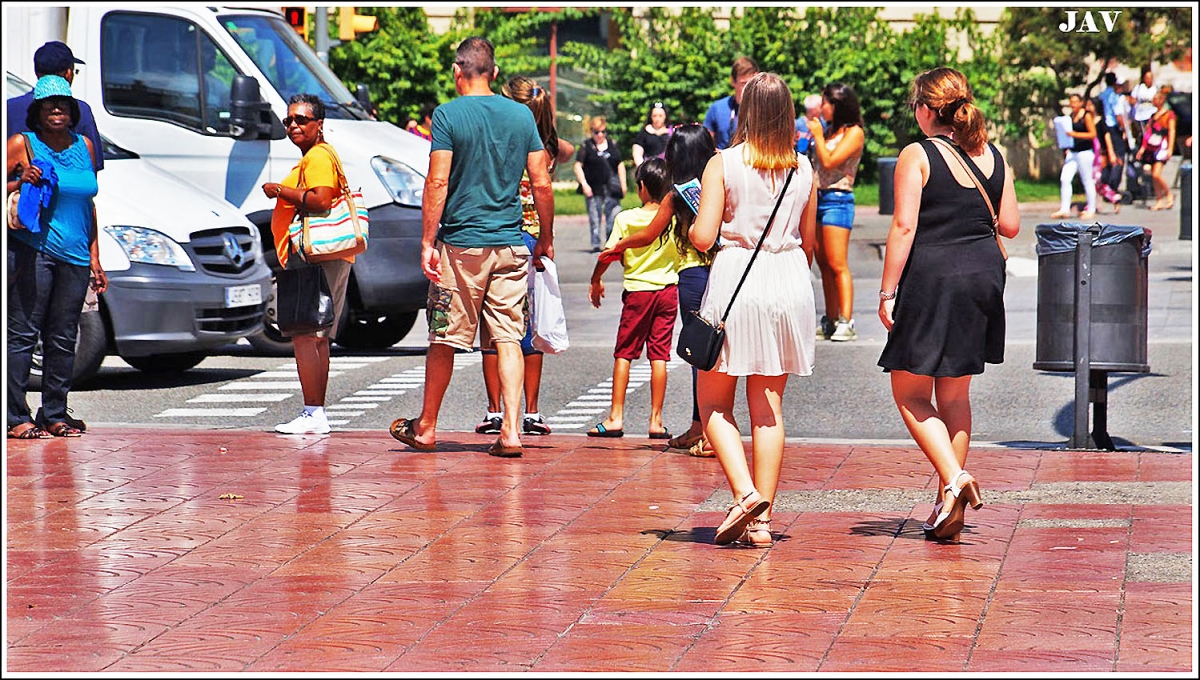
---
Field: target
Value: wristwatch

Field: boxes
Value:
[879,289,897,301]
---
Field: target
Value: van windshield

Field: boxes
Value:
[219,13,367,121]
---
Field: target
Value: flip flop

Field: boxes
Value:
[487,440,523,458]
[586,423,624,438]
[649,430,672,440]
[389,417,435,451]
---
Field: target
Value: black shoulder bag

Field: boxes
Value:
[676,166,796,370]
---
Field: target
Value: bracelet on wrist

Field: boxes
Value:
[879,289,897,301]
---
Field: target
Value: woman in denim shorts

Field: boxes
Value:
[807,82,865,342]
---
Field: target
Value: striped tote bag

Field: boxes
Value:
[288,143,369,263]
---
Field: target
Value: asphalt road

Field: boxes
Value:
[35,199,1195,451]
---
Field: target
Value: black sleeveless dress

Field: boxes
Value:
[877,136,1006,377]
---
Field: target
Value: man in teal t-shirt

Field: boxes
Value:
[390,36,555,459]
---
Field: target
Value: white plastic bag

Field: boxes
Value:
[530,256,569,354]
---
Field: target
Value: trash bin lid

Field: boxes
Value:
[1035,222,1152,257]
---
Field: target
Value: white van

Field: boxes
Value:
[6,70,271,384]
[8,5,432,352]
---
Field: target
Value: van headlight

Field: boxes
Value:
[104,226,196,271]
[371,155,424,207]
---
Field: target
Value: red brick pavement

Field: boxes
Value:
[4,429,1194,673]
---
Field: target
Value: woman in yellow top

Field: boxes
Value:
[262,94,354,435]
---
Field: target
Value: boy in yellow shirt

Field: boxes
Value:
[587,158,678,439]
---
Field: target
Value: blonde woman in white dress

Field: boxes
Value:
[689,72,819,548]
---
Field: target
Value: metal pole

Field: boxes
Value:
[314,7,329,65]
[1071,228,1094,449]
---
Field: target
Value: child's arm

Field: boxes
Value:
[598,193,673,263]
[589,256,612,308]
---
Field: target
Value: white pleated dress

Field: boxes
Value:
[697,145,817,377]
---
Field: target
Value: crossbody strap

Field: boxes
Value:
[718,166,796,324]
[929,136,998,229]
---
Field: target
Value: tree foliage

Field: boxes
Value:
[994,7,1191,143]
[327,7,455,126]
[323,6,1191,177]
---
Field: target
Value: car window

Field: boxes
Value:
[101,11,238,134]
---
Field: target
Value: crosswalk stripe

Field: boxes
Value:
[219,382,303,390]
[187,394,292,403]
[155,408,266,417]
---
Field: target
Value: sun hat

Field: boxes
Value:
[32,75,74,101]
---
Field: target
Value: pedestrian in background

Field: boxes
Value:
[406,102,435,141]
[1138,89,1177,211]
[263,94,354,435]
[7,75,107,439]
[703,56,759,150]
[599,123,718,457]
[807,82,865,342]
[475,75,574,438]
[691,72,818,547]
[1050,93,1097,220]
[574,115,626,252]
[1129,65,1158,142]
[390,36,553,458]
[877,66,1019,543]
[586,158,677,440]
[632,101,671,168]
[794,93,823,157]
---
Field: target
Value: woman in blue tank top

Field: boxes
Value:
[6,75,106,439]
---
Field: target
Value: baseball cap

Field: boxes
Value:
[33,41,85,76]
[32,75,74,101]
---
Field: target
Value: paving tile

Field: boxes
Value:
[4,429,1192,673]
[822,635,975,672]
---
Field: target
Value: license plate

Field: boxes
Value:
[225,284,262,308]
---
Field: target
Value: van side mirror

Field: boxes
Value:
[355,84,375,119]
[229,75,282,140]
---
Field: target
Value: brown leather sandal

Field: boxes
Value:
[8,423,51,439]
[44,422,83,438]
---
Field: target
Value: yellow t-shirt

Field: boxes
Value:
[270,143,346,268]
[605,205,679,292]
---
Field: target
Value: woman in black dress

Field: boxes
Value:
[632,101,670,168]
[877,67,1020,543]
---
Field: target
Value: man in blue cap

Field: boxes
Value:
[7,41,103,172]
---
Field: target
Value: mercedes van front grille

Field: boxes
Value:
[196,304,263,334]
[189,227,259,275]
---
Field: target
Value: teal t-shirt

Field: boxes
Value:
[430,94,544,247]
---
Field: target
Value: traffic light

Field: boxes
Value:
[284,7,307,41]
[338,7,378,41]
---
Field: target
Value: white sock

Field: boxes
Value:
[303,405,325,418]
[524,412,541,420]
[486,411,502,420]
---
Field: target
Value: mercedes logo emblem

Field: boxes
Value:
[221,233,246,267]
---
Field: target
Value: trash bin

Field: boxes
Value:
[877,157,897,215]
[1034,222,1151,449]
[1033,222,1151,373]
[1180,160,1192,241]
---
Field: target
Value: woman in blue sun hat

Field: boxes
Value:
[6,74,106,439]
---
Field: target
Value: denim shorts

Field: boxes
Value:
[816,189,855,229]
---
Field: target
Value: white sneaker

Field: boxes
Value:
[274,411,331,435]
[830,317,857,342]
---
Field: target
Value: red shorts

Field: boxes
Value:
[614,285,678,361]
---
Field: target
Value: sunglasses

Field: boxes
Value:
[651,101,665,110]
[593,129,607,136]
[283,114,316,127]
